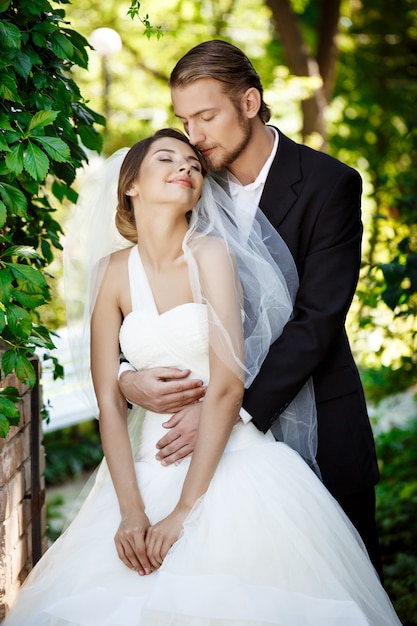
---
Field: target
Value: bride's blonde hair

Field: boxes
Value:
[115,128,208,243]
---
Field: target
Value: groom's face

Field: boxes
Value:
[171,78,251,171]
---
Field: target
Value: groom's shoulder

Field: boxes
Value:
[275,127,359,179]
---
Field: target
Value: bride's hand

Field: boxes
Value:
[145,507,189,569]
[115,510,154,575]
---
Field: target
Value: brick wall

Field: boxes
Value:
[0,359,46,621]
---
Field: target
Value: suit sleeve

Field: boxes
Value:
[243,166,363,432]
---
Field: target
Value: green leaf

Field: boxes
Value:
[2,348,16,377]
[0,385,21,403]
[0,1,12,14]
[13,50,32,79]
[50,32,74,60]
[32,21,57,35]
[4,129,21,143]
[0,415,10,439]
[5,144,24,176]
[52,180,77,203]
[24,45,42,67]
[78,124,103,152]
[30,324,56,350]
[0,113,13,130]
[0,133,10,151]
[2,245,40,260]
[13,291,45,309]
[380,262,406,286]
[31,135,70,162]
[15,352,36,386]
[0,21,21,49]
[31,31,46,48]
[6,303,33,339]
[382,285,403,310]
[2,349,36,387]
[63,28,89,69]
[0,200,6,229]
[0,396,20,422]
[40,238,53,263]
[0,182,27,216]
[28,110,59,132]
[23,141,49,181]
[0,72,21,102]
[0,267,13,300]
[8,263,48,291]
[72,102,106,128]
[17,175,38,195]
[0,307,5,333]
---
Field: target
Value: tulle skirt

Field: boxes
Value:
[4,412,401,625]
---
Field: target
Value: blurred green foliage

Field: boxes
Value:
[44,420,103,484]
[375,417,417,625]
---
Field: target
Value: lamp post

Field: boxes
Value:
[89,28,122,119]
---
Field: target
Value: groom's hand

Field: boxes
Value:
[156,402,201,465]
[118,367,206,413]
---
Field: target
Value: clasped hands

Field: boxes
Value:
[115,505,190,576]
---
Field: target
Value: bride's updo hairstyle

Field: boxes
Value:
[115,128,208,243]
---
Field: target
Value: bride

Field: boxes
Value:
[4,128,401,625]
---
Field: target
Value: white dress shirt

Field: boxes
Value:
[227,128,279,241]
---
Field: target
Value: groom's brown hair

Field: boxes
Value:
[169,40,271,124]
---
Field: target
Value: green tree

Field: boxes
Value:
[329,0,417,389]
[0,0,104,437]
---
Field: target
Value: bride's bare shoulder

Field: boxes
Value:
[109,246,134,264]
[193,235,230,262]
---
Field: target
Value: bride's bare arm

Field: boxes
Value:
[91,254,153,576]
[146,239,245,567]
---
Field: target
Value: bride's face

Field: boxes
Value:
[128,137,204,212]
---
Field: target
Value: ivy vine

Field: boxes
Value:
[0,0,104,437]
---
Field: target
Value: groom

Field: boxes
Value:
[119,40,382,577]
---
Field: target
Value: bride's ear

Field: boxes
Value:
[125,183,138,197]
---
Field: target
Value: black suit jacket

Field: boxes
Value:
[243,129,379,498]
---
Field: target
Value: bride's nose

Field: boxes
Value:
[178,161,191,174]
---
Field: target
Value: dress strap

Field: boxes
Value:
[128,246,158,316]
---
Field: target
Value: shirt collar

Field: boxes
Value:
[228,127,279,196]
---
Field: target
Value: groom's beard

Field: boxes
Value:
[205,110,252,172]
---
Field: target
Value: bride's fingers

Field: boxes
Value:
[115,534,152,575]
[146,528,164,569]
[115,536,141,572]
[161,536,175,561]
[132,535,154,575]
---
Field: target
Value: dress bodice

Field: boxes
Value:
[119,246,209,384]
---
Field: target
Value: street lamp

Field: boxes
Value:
[89,28,122,119]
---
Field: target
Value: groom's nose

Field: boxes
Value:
[187,121,205,147]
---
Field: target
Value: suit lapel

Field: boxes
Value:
[260,129,302,230]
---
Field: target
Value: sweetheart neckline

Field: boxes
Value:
[122,301,206,324]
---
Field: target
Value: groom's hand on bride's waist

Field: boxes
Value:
[155,399,248,466]
[118,366,206,413]
[156,402,202,466]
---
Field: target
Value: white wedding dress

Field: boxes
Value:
[4,246,401,626]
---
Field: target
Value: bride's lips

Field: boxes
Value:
[169,177,192,188]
